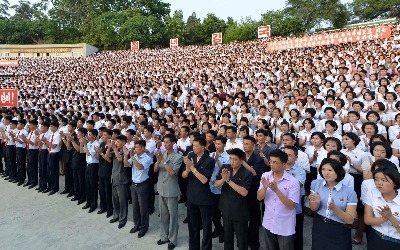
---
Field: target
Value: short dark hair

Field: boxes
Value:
[135,139,146,147]
[373,166,400,190]
[371,159,397,172]
[144,125,154,134]
[116,135,127,142]
[342,132,361,146]
[243,135,256,144]
[327,151,347,167]
[370,141,392,159]
[193,136,207,147]
[163,133,177,143]
[284,145,298,156]
[229,148,245,160]
[269,149,288,163]
[319,158,345,183]
[323,137,342,151]
[215,135,227,145]
[88,129,98,137]
[226,125,237,134]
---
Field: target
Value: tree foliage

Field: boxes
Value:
[351,0,400,21]
[0,0,398,48]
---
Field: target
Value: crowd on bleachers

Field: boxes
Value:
[1,21,400,250]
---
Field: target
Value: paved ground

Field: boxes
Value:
[0,176,367,249]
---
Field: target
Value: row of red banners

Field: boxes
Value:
[0,60,19,67]
[266,25,392,51]
[131,25,271,50]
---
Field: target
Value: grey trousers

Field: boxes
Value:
[159,196,179,245]
[112,184,128,225]
[264,228,295,250]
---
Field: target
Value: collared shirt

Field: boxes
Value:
[125,141,135,151]
[15,129,28,148]
[259,171,300,236]
[86,140,100,164]
[340,148,367,174]
[317,172,354,190]
[296,150,311,173]
[225,138,243,151]
[48,131,61,153]
[311,179,358,224]
[5,127,17,146]
[145,138,157,158]
[285,163,306,214]
[39,131,51,150]
[305,146,327,168]
[26,131,39,150]
[177,137,191,154]
[128,153,153,183]
[209,151,230,195]
[364,187,400,240]
[388,125,400,143]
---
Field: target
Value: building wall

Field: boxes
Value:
[0,43,98,58]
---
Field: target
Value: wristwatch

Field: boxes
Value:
[225,179,230,183]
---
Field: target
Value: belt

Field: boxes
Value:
[132,179,149,187]
[49,151,59,154]
[315,213,352,229]
[372,228,400,244]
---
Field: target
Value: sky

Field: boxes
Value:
[7,0,352,21]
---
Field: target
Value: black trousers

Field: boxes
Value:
[305,167,318,194]
[38,149,48,190]
[294,213,304,250]
[73,167,86,201]
[223,216,248,250]
[187,201,212,250]
[131,181,151,231]
[99,176,113,215]
[47,152,59,191]
[27,149,39,185]
[178,164,188,201]
[8,146,17,179]
[0,142,3,172]
[247,192,261,249]
[211,193,222,232]
[85,163,99,208]
[16,147,26,183]
[367,229,400,250]
[64,162,74,194]
[3,143,8,175]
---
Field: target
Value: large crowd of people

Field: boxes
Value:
[1,21,400,250]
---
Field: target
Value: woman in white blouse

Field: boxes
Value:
[364,166,400,249]
[388,113,400,143]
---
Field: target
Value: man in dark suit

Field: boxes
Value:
[215,148,253,250]
[60,121,75,196]
[96,129,114,217]
[69,128,87,204]
[183,136,215,250]
[242,135,267,250]
[105,135,129,229]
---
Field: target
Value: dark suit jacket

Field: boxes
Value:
[98,142,112,178]
[245,152,267,193]
[218,164,253,221]
[186,151,215,206]
[111,151,129,185]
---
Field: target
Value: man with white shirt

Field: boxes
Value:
[13,119,29,186]
[44,120,61,196]
[1,117,17,182]
[22,120,40,189]
[225,126,243,151]
[82,129,100,213]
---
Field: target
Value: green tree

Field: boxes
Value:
[165,10,186,45]
[284,0,351,30]
[260,10,305,37]
[199,13,227,44]
[351,0,400,21]
[0,0,9,18]
[184,12,202,45]
[224,17,257,43]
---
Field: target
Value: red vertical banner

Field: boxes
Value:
[0,89,18,107]
[258,25,271,38]
[212,33,223,45]
[130,41,140,51]
[170,38,179,48]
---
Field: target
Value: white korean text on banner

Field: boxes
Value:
[170,38,179,48]
[267,25,392,52]
[131,41,140,51]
